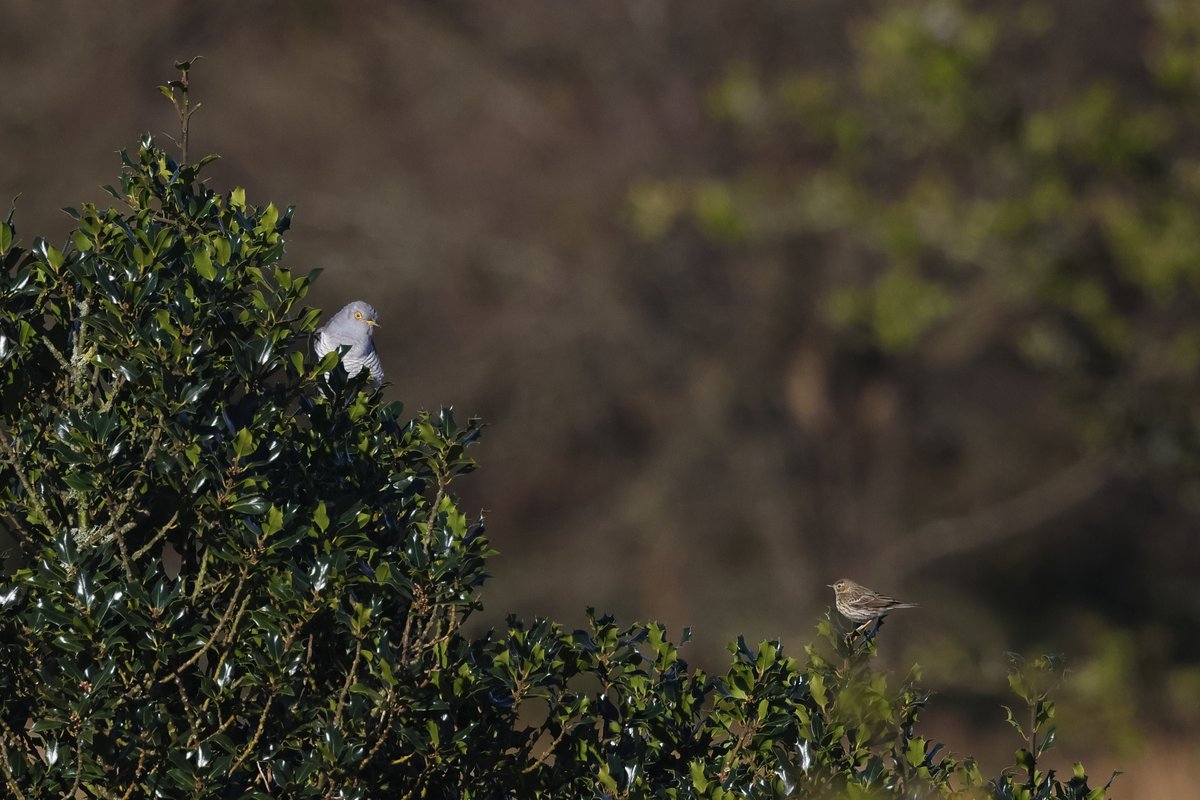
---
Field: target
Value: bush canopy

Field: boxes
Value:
[0,127,1115,798]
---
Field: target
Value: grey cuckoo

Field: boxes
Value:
[314,300,384,388]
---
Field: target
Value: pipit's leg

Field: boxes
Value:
[844,619,869,645]
[858,617,885,640]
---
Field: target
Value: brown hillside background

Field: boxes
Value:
[4,1,1199,793]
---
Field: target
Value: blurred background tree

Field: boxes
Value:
[2,1,1199,793]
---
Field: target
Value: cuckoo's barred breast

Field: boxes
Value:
[314,301,384,388]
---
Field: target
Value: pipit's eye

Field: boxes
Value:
[354,311,363,319]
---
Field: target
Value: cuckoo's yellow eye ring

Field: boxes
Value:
[354,311,363,319]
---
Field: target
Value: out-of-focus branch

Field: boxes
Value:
[879,455,1112,579]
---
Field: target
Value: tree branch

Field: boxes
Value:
[67,736,84,800]
[0,433,51,529]
[0,730,27,800]
[334,637,362,729]
[878,455,1112,579]
[131,509,180,561]
[160,567,249,683]
[228,693,275,775]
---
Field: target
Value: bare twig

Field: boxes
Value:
[67,737,84,799]
[421,479,447,565]
[256,760,273,793]
[160,59,204,164]
[718,720,760,783]
[191,536,211,602]
[210,713,238,740]
[116,750,148,800]
[174,675,200,748]
[219,590,254,646]
[39,338,71,371]
[360,706,398,768]
[0,433,50,528]
[131,509,180,561]
[228,693,274,775]
[521,721,574,774]
[97,373,127,414]
[334,638,363,728]
[113,524,134,579]
[160,568,249,683]
[399,479,449,662]
[80,426,164,551]
[0,732,27,800]
[69,298,91,402]
[398,599,417,663]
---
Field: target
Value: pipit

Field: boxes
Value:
[829,578,917,634]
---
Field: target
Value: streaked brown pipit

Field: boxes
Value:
[829,578,917,633]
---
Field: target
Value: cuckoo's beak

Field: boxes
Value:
[366,319,380,328]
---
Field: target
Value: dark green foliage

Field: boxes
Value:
[0,134,1112,797]
[0,135,490,797]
